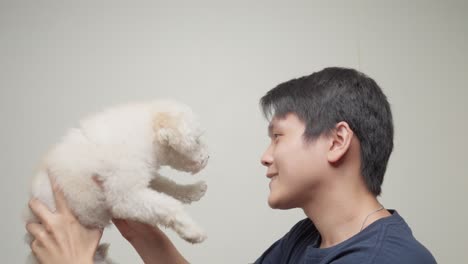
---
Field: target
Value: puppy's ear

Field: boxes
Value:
[152,112,181,146]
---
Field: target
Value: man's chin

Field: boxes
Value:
[268,195,290,210]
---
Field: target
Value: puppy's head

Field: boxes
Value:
[152,104,209,174]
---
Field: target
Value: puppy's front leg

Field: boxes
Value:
[110,188,206,244]
[149,174,207,204]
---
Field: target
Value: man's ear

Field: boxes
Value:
[327,121,353,164]
[152,112,180,146]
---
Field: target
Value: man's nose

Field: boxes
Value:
[261,147,273,167]
[261,159,272,166]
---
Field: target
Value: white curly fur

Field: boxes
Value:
[23,100,209,263]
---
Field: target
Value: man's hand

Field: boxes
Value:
[112,218,189,264]
[113,218,162,243]
[26,173,103,264]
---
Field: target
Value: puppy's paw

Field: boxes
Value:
[180,225,207,244]
[187,181,207,202]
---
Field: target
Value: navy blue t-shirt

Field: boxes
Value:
[254,210,436,264]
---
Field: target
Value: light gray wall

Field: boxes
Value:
[1,1,467,263]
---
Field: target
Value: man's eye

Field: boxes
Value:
[273,134,281,139]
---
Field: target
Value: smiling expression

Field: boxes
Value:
[261,113,329,209]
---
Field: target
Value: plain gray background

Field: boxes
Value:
[1,0,467,263]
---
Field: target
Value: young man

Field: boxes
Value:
[254,67,436,263]
[26,67,436,263]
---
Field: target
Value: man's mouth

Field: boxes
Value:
[266,173,278,179]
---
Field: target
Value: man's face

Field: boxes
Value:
[261,113,329,209]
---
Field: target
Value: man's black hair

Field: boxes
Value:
[260,67,394,196]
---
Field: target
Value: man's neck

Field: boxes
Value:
[302,185,391,248]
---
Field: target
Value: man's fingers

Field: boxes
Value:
[47,170,69,214]
[28,199,54,226]
[96,227,104,240]
[26,222,51,244]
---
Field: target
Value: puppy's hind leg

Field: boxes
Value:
[149,174,207,204]
[110,188,206,244]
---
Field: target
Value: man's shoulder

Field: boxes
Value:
[308,210,437,263]
[372,235,436,264]
[370,211,437,263]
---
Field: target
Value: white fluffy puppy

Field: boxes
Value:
[24,100,209,263]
